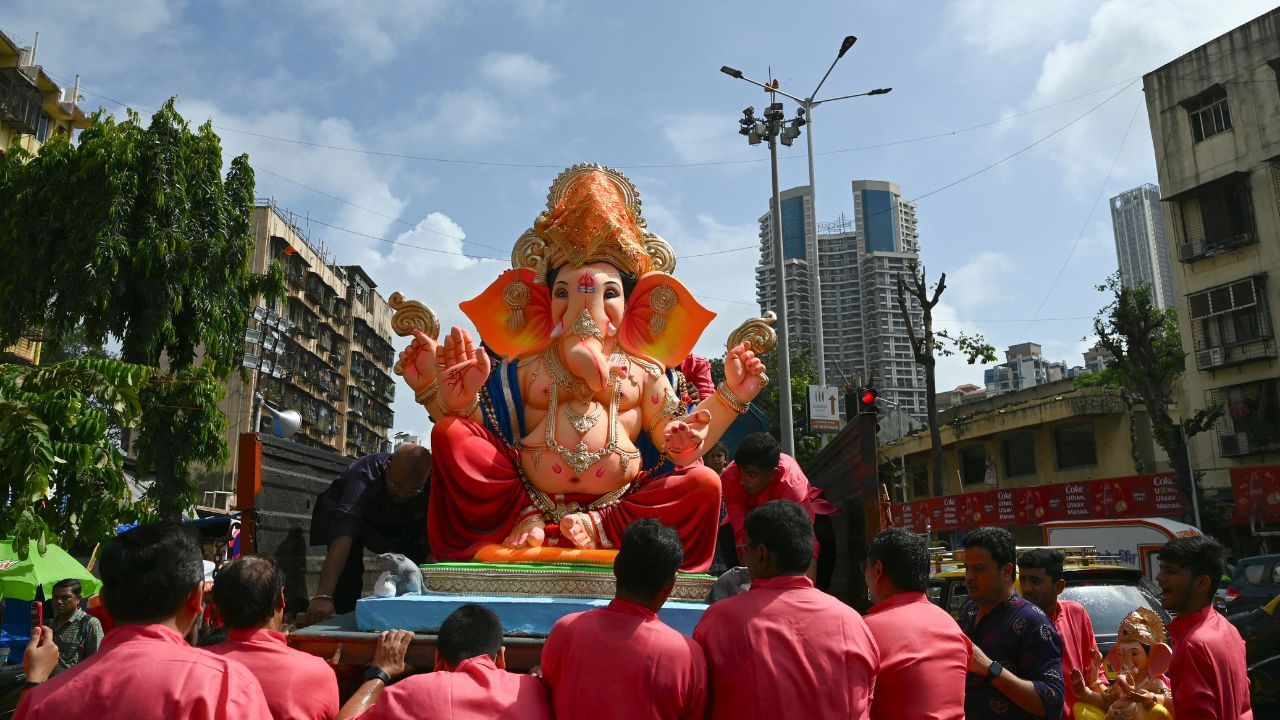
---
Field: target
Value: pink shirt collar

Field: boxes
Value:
[865,590,927,615]
[101,623,188,650]
[225,627,288,646]
[1168,603,1215,639]
[605,598,659,621]
[751,574,814,591]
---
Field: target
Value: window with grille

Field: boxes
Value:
[1212,379,1280,457]
[1170,175,1255,261]
[1186,276,1274,369]
[1002,434,1037,477]
[1185,85,1232,142]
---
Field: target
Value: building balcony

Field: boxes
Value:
[0,67,43,135]
[1194,337,1276,371]
[1176,231,1257,262]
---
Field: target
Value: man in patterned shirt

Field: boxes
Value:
[959,527,1064,719]
[46,579,104,675]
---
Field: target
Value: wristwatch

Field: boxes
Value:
[985,660,1003,683]
[363,666,392,685]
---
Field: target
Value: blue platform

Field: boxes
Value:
[356,593,709,637]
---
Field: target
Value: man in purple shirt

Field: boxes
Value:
[306,444,432,620]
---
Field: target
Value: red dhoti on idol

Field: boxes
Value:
[429,416,722,573]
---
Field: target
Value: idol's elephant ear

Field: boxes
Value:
[460,268,553,360]
[618,272,716,368]
[1146,643,1172,679]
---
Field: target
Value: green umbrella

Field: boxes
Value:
[0,538,102,601]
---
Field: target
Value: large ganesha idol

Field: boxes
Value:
[1072,607,1173,720]
[390,165,770,572]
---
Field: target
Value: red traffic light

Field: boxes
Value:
[860,389,878,406]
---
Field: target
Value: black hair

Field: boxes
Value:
[614,518,684,598]
[744,500,813,574]
[1160,535,1226,597]
[867,528,929,592]
[100,523,204,624]
[1017,548,1066,584]
[52,579,83,597]
[734,432,781,471]
[438,604,504,666]
[706,443,729,458]
[963,527,1017,579]
[213,555,285,630]
[546,264,639,299]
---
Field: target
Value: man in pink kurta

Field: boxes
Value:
[1018,548,1103,719]
[207,555,339,720]
[720,432,814,553]
[16,524,272,720]
[863,528,969,720]
[338,605,552,720]
[1157,536,1252,719]
[695,500,879,719]
[542,519,707,720]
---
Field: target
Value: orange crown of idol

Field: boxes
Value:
[1116,607,1167,647]
[511,164,676,280]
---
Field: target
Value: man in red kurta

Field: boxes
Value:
[694,500,879,719]
[720,432,814,554]
[1018,548,1104,719]
[337,604,552,720]
[208,555,339,720]
[16,524,272,720]
[542,519,707,720]
[863,528,969,720]
[1157,536,1252,719]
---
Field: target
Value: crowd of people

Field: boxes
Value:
[8,429,1254,719]
[13,502,1253,719]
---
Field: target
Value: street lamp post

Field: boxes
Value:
[723,38,891,393]
[728,98,807,456]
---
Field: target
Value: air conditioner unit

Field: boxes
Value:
[1196,347,1225,368]
[1220,432,1250,457]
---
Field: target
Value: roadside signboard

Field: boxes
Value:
[808,385,841,432]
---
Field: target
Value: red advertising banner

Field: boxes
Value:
[892,473,1184,533]
[1231,465,1280,522]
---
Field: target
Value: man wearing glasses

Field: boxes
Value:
[306,444,433,622]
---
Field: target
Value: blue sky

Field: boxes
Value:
[6,0,1274,442]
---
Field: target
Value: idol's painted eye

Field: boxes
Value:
[554,286,569,299]
[604,287,620,299]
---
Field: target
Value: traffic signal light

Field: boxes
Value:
[858,387,879,415]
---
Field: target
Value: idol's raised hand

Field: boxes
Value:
[435,326,491,413]
[398,330,439,398]
[724,340,768,402]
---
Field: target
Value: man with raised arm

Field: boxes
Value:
[337,604,551,720]
[542,518,707,719]
[16,524,271,720]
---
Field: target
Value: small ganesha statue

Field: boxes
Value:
[1071,607,1172,720]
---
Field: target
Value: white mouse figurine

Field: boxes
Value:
[373,570,398,598]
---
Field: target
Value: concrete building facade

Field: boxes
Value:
[1110,184,1176,310]
[755,181,927,421]
[0,29,89,365]
[984,342,1069,397]
[202,201,396,498]
[1143,8,1280,528]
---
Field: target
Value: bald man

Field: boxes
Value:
[307,444,432,621]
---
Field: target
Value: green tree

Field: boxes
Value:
[1079,274,1220,527]
[896,263,997,496]
[0,99,283,521]
[0,358,150,556]
[710,341,824,465]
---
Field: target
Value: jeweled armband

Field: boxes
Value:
[715,382,750,415]
[444,393,481,417]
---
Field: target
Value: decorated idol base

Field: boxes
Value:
[354,557,714,638]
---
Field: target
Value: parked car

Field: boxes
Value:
[929,560,1170,655]
[1229,593,1280,665]
[1224,554,1280,615]
[1249,653,1280,718]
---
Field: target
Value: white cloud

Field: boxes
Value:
[938,251,1015,315]
[509,0,569,28]
[478,52,559,96]
[288,0,454,64]
[3,0,194,78]
[659,112,754,166]
[949,0,1093,56]
[1016,0,1276,185]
